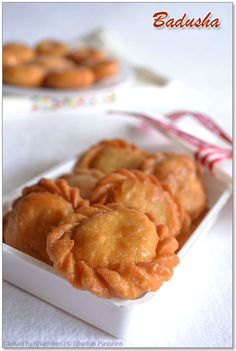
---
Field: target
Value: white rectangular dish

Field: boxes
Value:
[3,149,232,339]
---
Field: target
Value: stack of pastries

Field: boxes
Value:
[3,39,119,89]
[3,139,207,299]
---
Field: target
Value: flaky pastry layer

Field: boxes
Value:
[74,139,150,174]
[47,204,179,299]
[91,169,184,237]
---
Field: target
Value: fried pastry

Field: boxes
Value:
[3,178,88,264]
[90,59,119,80]
[44,67,95,89]
[74,139,150,174]
[3,42,35,65]
[68,47,105,64]
[141,152,207,220]
[35,39,68,56]
[91,169,183,237]
[34,55,74,71]
[47,204,179,299]
[3,63,46,87]
[61,168,104,200]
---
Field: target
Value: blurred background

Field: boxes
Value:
[3,2,232,132]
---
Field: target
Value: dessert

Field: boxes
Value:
[3,178,88,264]
[90,59,119,80]
[91,169,184,237]
[47,204,179,299]
[3,42,35,65]
[35,39,68,57]
[74,139,150,174]
[68,47,105,64]
[141,152,207,221]
[33,55,74,71]
[44,67,95,89]
[61,168,104,200]
[3,63,46,87]
[3,39,120,89]
[3,139,208,300]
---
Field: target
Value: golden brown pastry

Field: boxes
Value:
[44,67,95,89]
[91,169,183,237]
[35,39,68,56]
[68,47,105,64]
[140,152,207,221]
[33,55,74,71]
[3,42,35,65]
[74,139,150,174]
[3,178,88,264]
[47,204,179,299]
[61,168,104,200]
[3,63,46,87]
[90,59,119,80]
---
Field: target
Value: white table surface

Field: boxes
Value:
[3,3,232,348]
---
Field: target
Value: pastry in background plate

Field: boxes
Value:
[44,67,95,89]
[3,178,88,264]
[33,55,74,71]
[68,47,105,64]
[35,39,68,57]
[47,203,179,299]
[3,42,36,66]
[91,169,184,237]
[140,152,207,221]
[90,59,119,80]
[3,63,46,87]
[61,168,104,200]
[74,139,150,174]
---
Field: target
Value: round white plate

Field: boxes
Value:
[3,62,135,98]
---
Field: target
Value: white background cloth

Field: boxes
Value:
[3,3,232,347]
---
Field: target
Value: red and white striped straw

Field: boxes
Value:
[165,111,232,145]
[107,110,232,171]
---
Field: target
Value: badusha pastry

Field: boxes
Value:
[61,168,104,200]
[44,67,95,89]
[91,169,184,237]
[140,152,207,221]
[47,204,179,299]
[90,59,119,80]
[68,47,105,64]
[3,42,35,65]
[74,139,150,174]
[3,50,21,66]
[3,63,46,87]
[3,178,88,264]
[33,55,74,71]
[35,39,68,57]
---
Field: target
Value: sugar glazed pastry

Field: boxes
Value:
[140,152,207,221]
[91,169,184,237]
[33,55,74,71]
[47,204,179,299]
[35,39,69,57]
[61,168,104,200]
[3,42,35,66]
[3,178,88,264]
[68,47,105,64]
[44,67,95,89]
[90,59,119,80]
[74,139,150,174]
[3,139,207,300]
[3,39,119,89]
[3,63,46,87]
